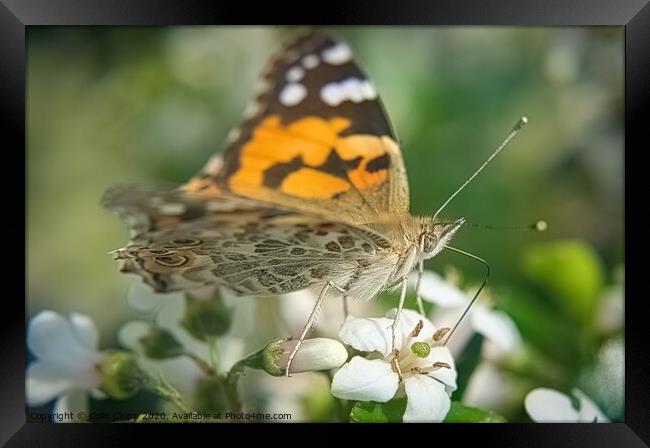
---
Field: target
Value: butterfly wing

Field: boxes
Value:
[184,33,410,224]
[111,207,394,295]
[103,181,272,239]
[104,174,396,295]
[105,33,408,295]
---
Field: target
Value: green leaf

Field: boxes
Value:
[349,400,507,423]
[444,402,507,423]
[349,398,406,423]
[498,288,580,365]
[523,240,604,327]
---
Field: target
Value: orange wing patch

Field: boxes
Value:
[227,115,392,200]
[281,168,350,198]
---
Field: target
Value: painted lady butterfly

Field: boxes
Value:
[104,32,518,376]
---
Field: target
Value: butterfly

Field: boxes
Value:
[104,32,467,376]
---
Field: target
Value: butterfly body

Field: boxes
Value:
[105,32,463,303]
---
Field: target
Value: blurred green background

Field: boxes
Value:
[27,27,623,421]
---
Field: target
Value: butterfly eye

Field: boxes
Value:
[154,255,189,267]
[420,232,438,253]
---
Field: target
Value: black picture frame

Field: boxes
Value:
[4,0,648,445]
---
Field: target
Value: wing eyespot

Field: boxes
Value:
[148,249,173,255]
[154,255,189,267]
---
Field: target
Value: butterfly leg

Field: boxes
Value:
[285,281,346,377]
[389,277,409,353]
[342,295,349,319]
[414,260,425,316]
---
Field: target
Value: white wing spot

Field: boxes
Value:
[286,66,305,82]
[204,154,224,175]
[322,43,352,65]
[159,203,187,215]
[320,78,377,107]
[242,101,260,118]
[279,83,307,107]
[225,127,241,144]
[302,54,320,69]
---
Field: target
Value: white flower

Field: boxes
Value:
[525,387,609,422]
[26,311,107,421]
[415,270,522,359]
[578,338,623,419]
[412,270,467,307]
[331,309,457,422]
[461,361,517,413]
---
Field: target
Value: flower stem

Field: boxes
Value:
[153,373,191,413]
[223,357,253,413]
[183,350,216,376]
[207,337,220,371]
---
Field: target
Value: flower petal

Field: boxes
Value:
[53,390,88,422]
[117,321,152,354]
[226,292,256,338]
[27,311,73,359]
[27,311,102,367]
[89,389,107,400]
[26,361,77,406]
[524,387,580,422]
[413,270,467,307]
[156,294,187,329]
[69,313,99,350]
[574,389,610,422]
[425,346,457,394]
[127,281,184,313]
[403,375,451,422]
[331,357,398,402]
[471,305,521,354]
[462,362,509,411]
[338,315,394,356]
[385,308,437,342]
[278,289,328,337]
[339,309,436,357]
[279,338,348,373]
[429,307,474,358]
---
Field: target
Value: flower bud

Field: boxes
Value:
[180,292,232,341]
[98,352,149,399]
[139,327,185,359]
[255,338,349,376]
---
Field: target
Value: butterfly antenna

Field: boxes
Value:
[463,219,548,232]
[432,116,529,221]
[442,245,490,345]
